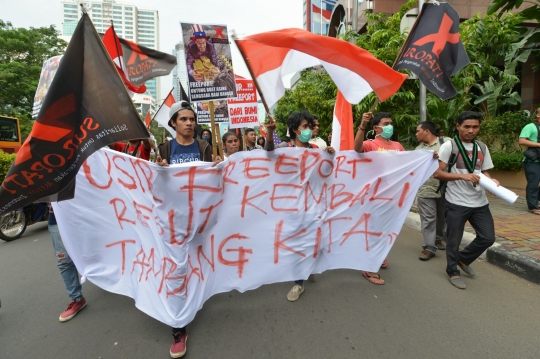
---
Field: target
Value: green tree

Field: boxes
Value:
[0,20,67,135]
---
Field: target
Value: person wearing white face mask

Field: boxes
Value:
[264,110,335,302]
[353,112,405,286]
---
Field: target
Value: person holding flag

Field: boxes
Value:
[265,111,335,301]
[354,112,405,285]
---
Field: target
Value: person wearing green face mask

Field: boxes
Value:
[265,110,335,302]
[354,112,405,285]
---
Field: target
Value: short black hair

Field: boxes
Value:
[457,111,482,125]
[222,131,237,144]
[436,128,442,133]
[201,128,212,136]
[287,110,314,140]
[370,112,392,128]
[244,128,255,136]
[419,121,438,136]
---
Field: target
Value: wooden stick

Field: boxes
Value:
[209,101,219,158]
[214,121,223,158]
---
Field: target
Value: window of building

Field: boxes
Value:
[113,5,122,10]
[125,26,132,30]
[138,20,154,25]
[139,30,154,34]
[113,16,122,20]
[125,31,133,34]
[125,6,132,10]
[138,25,154,29]
[92,9,101,13]
[125,21,132,25]
[64,4,77,8]
[93,14,102,18]
[138,11,155,15]
[138,16,154,20]
[125,16,132,20]
[64,14,78,19]
[64,9,78,14]
[113,11,122,15]
[139,34,154,39]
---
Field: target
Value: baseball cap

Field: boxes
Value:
[168,101,197,128]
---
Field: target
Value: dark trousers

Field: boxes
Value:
[444,200,495,277]
[523,161,540,210]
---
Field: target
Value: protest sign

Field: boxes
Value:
[228,77,259,129]
[54,148,437,328]
[196,100,229,124]
[180,23,237,102]
[32,56,63,118]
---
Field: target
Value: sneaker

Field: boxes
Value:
[170,330,188,358]
[435,240,446,250]
[59,297,87,322]
[287,284,304,302]
[419,249,435,261]
[458,262,476,277]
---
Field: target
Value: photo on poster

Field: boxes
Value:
[32,55,63,118]
[180,23,237,102]
[196,100,229,124]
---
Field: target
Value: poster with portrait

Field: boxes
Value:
[180,23,237,102]
[32,55,63,118]
[196,100,229,124]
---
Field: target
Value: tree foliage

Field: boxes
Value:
[0,20,67,135]
[273,0,536,151]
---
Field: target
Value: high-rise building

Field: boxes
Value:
[60,0,161,101]
[303,0,338,35]
[172,42,189,101]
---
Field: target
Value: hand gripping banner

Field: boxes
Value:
[54,148,437,327]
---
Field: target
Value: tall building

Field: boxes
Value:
[60,0,161,101]
[303,0,338,35]
[172,42,189,101]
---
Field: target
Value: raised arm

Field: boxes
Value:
[354,112,372,153]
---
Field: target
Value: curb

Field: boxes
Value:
[405,212,540,284]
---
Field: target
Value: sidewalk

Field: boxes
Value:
[407,189,540,284]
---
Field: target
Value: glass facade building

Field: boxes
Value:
[304,0,337,35]
[61,0,161,101]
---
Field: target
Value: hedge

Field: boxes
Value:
[491,152,523,172]
[0,151,16,184]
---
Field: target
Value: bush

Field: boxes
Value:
[490,152,523,171]
[0,151,16,184]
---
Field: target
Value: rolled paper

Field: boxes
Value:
[478,173,518,204]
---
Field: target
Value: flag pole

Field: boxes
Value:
[232,32,270,115]
[418,0,427,121]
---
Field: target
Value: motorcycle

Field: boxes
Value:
[0,203,49,242]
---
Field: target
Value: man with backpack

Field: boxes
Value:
[518,108,540,215]
[434,111,499,289]
[415,121,449,261]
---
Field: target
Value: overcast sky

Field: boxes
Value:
[2,0,304,101]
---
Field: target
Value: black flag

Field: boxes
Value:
[394,3,470,100]
[0,14,149,214]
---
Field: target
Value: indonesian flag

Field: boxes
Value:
[144,110,151,127]
[102,26,146,94]
[153,90,176,137]
[235,28,407,108]
[331,91,354,151]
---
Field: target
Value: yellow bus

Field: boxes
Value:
[0,116,22,154]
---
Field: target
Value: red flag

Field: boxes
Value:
[144,110,151,127]
[102,26,146,94]
[153,90,176,137]
[235,29,407,108]
[330,91,354,151]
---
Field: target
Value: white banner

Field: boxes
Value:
[54,148,437,327]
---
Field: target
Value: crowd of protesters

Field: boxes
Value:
[47,100,503,358]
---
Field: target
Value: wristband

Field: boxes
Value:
[358,127,366,131]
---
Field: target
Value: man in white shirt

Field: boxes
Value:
[434,111,499,290]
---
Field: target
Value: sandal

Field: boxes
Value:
[362,271,385,285]
[381,258,389,269]
[530,209,540,215]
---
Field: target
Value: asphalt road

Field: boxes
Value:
[1,223,539,359]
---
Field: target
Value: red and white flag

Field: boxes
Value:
[312,4,331,25]
[102,26,146,94]
[144,110,151,127]
[331,91,354,151]
[236,28,407,108]
[153,90,176,137]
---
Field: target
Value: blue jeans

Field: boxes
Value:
[49,224,83,301]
